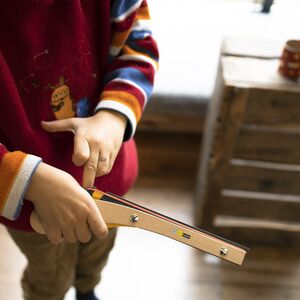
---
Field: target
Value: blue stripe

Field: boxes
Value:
[111,0,140,19]
[104,67,152,99]
[128,30,152,41]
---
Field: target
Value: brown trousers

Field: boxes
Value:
[8,227,117,300]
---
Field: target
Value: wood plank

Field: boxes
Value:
[225,159,300,194]
[195,74,249,227]
[221,37,283,59]
[213,216,300,245]
[194,40,300,240]
[244,88,300,127]
[234,125,300,164]
[222,56,300,92]
[216,215,300,231]
[219,189,300,222]
[195,60,228,224]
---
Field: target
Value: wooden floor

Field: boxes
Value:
[2,132,300,299]
[2,183,300,300]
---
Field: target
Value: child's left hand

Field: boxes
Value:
[41,110,127,188]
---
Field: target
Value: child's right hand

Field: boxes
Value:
[25,162,108,244]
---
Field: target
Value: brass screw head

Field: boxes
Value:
[220,247,228,256]
[130,214,139,223]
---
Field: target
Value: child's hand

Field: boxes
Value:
[25,162,108,244]
[41,110,127,188]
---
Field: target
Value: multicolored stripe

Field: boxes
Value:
[96,0,159,140]
[0,145,41,220]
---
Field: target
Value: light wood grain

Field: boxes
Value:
[30,197,247,265]
[221,38,283,59]
[222,56,300,92]
[99,200,246,265]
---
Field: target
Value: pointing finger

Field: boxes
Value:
[41,119,76,133]
[96,152,110,176]
[82,147,99,188]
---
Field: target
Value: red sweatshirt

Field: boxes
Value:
[0,0,158,230]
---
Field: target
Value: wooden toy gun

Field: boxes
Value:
[30,187,248,265]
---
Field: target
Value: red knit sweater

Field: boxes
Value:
[0,0,158,230]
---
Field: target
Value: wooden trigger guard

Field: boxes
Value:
[30,187,248,265]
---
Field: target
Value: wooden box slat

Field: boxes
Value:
[221,38,282,59]
[195,38,300,245]
[222,56,300,92]
[234,126,300,164]
[244,88,300,127]
[219,189,300,222]
[215,216,300,232]
[211,218,300,246]
[225,159,300,194]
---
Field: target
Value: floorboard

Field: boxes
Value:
[2,185,300,300]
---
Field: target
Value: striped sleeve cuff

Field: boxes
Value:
[0,152,42,221]
[95,100,137,141]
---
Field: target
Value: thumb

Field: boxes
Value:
[41,119,76,133]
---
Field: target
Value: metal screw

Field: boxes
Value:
[130,214,139,223]
[220,247,228,256]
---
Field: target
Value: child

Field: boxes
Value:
[0,0,158,299]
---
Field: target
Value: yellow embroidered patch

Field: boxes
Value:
[49,76,75,120]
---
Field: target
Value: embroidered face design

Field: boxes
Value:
[49,76,75,120]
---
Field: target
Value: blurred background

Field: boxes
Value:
[1,1,300,299]
[137,0,299,188]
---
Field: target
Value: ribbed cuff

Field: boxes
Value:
[95,100,136,141]
[1,155,42,220]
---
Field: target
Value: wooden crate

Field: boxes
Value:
[195,38,300,246]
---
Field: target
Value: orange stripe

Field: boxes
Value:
[112,30,131,48]
[100,91,142,121]
[0,151,26,212]
[136,6,150,20]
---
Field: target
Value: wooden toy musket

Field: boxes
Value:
[30,187,248,265]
